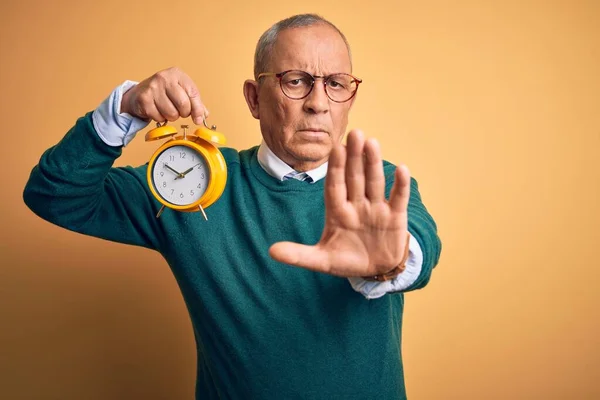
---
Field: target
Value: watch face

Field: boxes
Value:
[151,145,210,205]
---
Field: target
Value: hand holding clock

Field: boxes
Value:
[122,67,227,218]
[121,67,209,125]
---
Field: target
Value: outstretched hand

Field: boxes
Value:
[269,130,411,278]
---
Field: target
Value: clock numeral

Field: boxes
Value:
[171,189,175,195]
[191,156,195,162]
[190,190,194,196]
[200,173,205,179]
[180,192,184,198]
[169,155,175,161]
[197,183,202,189]
[162,181,167,188]
[160,171,164,177]
[180,152,186,159]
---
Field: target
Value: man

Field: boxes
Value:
[24,14,441,399]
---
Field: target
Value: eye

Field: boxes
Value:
[284,77,311,86]
[327,76,352,90]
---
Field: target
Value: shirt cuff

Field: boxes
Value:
[91,80,150,147]
[348,234,424,299]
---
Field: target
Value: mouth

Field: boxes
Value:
[298,128,329,135]
[296,129,329,142]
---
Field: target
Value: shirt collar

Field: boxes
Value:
[257,140,328,182]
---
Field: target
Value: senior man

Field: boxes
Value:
[24,13,442,400]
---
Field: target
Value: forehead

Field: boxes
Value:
[269,24,351,74]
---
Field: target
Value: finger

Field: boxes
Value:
[345,130,366,202]
[144,101,167,123]
[364,138,385,203]
[269,242,331,273]
[324,144,347,210]
[389,164,411,215]
[154,95,180,122]
[178,73,207,125]
[166,83,192,118]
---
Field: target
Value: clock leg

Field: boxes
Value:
[199,204,208,221]
[156,205,166,218]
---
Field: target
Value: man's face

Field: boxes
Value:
[255,24,355,170]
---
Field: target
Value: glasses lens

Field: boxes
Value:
[325,74,358,102]
[280,71,313,99]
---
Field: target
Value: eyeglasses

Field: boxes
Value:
[257,70,362,103]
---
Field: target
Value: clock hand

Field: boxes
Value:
[175,163,202,180]
[164,163,184,178]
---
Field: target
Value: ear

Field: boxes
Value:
[243,80,260,120]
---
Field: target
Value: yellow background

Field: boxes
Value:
[1,0,598,399]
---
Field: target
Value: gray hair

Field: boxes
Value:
[253,14,352,80]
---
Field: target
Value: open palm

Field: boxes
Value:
[269,130,411,278]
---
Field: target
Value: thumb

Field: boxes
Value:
[269,242,331,273]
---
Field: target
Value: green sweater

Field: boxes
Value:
[23,113,442,399]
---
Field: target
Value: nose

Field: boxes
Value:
[302,80,329,114]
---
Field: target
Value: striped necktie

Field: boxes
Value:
[283,171,313,183]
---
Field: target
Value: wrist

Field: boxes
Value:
[120,87,133,115]
[363,233,411,282]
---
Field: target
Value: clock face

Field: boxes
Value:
[151,145,210,206]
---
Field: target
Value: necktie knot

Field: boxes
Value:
[284,171,313,183]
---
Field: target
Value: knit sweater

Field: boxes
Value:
[23,112,442,399]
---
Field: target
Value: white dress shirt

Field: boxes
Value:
[92,81,423,299]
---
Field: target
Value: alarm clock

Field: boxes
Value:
[145,120,227,219]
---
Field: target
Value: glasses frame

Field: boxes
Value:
[257,70,363,103]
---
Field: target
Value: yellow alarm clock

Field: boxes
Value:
[145,120,227,219]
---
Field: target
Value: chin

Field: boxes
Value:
[288,143,330,162]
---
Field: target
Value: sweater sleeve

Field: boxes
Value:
[385,166,442,292]
[23,112,164,251]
